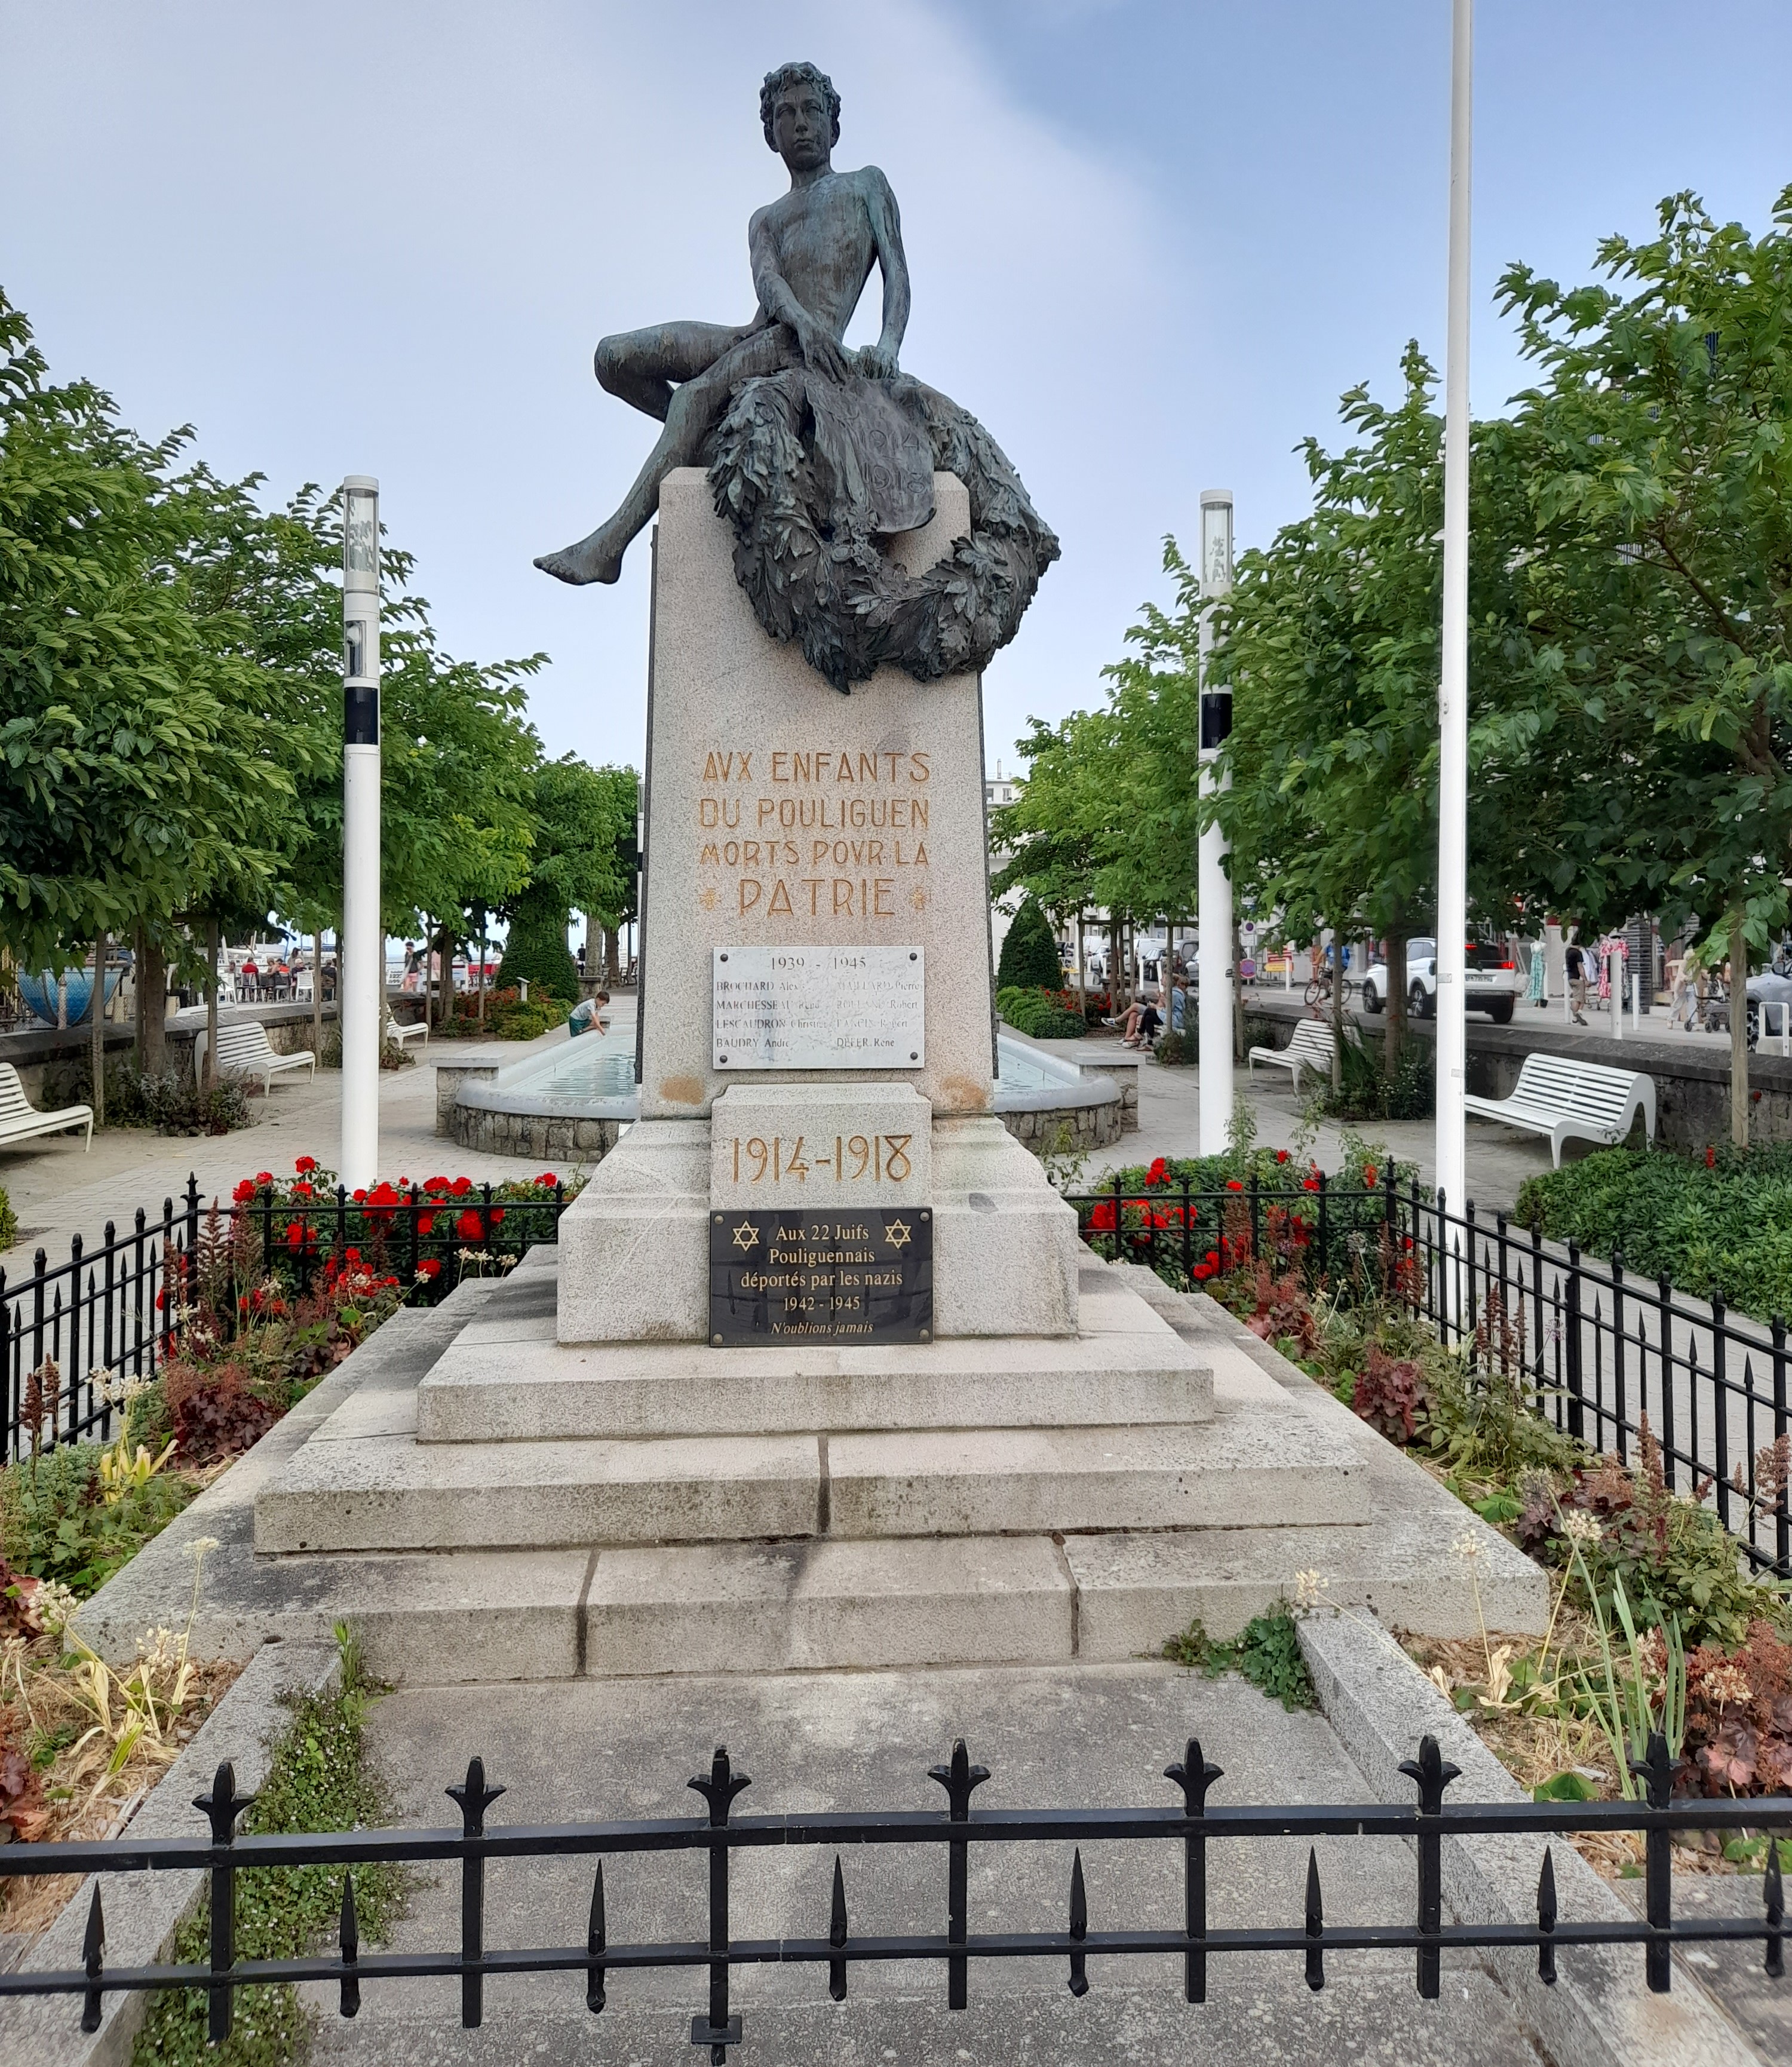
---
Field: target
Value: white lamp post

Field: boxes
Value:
[1434,0,1473,1231]
[340,476,382,1192]
[1197,489,1235,1154]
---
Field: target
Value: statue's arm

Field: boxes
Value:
[750,206,849,380]
[861,170,909,378]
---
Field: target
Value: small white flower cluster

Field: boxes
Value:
[33,1578,80,1637]
[1561,1510,1604,1545]
[99,1371,151,1409]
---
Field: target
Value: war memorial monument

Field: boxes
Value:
[88,62,1542,1682]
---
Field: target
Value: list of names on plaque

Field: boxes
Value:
[712,945,925,1070]
[709,1209,933,1345]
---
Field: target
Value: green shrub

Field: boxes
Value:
[496,887,580,1002]
[1515,1142,1792,1323]
[38,1057,256,1134]
[1321,1028,1434,1121]
[0,1182,14,1252]
[1154,1028,1195,1066]
[1,1442,196,1596]
[996,985,1084,1040]
[996,899,1063,991]
[133,1629,404,2067]
[1164,1603,1315,1710]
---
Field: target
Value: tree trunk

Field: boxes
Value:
[1330,928,1344,1094]
[1731,908,1750,1149]
[90,931,107,1126]
[204,918,220,1088]
[135,926,167,1079]
[603,925,619,987]
[1075,909,1087,1018]
[1385,913,1409,1077]
[1232,915,1245,1065]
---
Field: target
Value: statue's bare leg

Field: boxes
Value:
[536,321,774,585]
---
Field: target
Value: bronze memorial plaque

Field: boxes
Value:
[709,1207,933,1345]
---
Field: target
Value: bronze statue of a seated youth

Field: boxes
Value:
[536,61,909,587]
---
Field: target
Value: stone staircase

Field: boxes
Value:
[222,1249,1546,1683]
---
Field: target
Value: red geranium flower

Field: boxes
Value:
[1705,1145,1717,1168]
[451,1176,473,1197]
[1302,1177,1320,1192]
[490,1207,505,1225]
[1363,1163,1378,1188]
[416,1257,443,1279]
[536,1173,559,1188]
[1088,1200,1117,1232]
[456,1209,484,1241]
[1275,1149,1289,1164]
[1225,1178,1243,1192]
[418,1212,436,1235]
[255,1170,274,1186]
[293,1180,314,1199]
[1145,1157,1168,1186]
[232,1178,256,1204]
[295,1155,318,1174]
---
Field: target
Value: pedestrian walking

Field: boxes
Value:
[1564,934,1590,1025]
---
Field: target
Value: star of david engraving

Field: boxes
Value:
[884,1218,913,1251]
[731,1219,761,1253]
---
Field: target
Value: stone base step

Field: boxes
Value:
[115,1515,1543,1687]
[256,1401,1361,1555]
[417,1266,1211,1442]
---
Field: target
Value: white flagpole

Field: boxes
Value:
[1434,0,1473,1232]
[1196,491,1235,1154]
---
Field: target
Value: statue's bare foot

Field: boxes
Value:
[534,530,625,585]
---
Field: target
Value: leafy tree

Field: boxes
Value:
[1497,186,1792,1141]
[0,292,295,1112]
[496,756,636,1001]
[996,897,1063,990]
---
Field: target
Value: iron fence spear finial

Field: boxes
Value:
[1304,1848,1325,1992]
[338,1872,361,2018]
[1536,1848,1557,1985]
[1165,1737,1223,2001]
[447,1756,505,2028]
[829,1856,849,2002]
[79,1883,105,2034]
[587,1861,607,2013]
[928,1740,990,2011]
[1766,1838,1784,1979]
[1067,1848,1089,1998]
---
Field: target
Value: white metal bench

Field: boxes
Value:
[1463,1053,1655,1167]
[0,1062,93,1152]
[194,1019,316,1094]
[387,1014,428,1050]
[1247,1017,1335,1093]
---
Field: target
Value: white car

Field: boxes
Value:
[1360,937,1521,1025]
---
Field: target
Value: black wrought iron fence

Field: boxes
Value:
[1069,1170,1792,1578]
[0,1735,1782,2059]
[1,1174,572,1461]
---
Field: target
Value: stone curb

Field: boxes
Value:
[1297,1611,1761,2067]
[0,1640,340,2067]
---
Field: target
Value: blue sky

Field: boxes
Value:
[3,0,1788,780]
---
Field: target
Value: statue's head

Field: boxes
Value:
[760,60,840,167]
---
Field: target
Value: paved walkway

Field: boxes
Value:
[0,1018,607,1267]
[306,1663,1545,2067]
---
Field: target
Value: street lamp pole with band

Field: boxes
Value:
[340,476,382,1192]
[1197,489,1235,1154]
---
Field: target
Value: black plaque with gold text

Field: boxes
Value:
[709,1208,932,1345]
